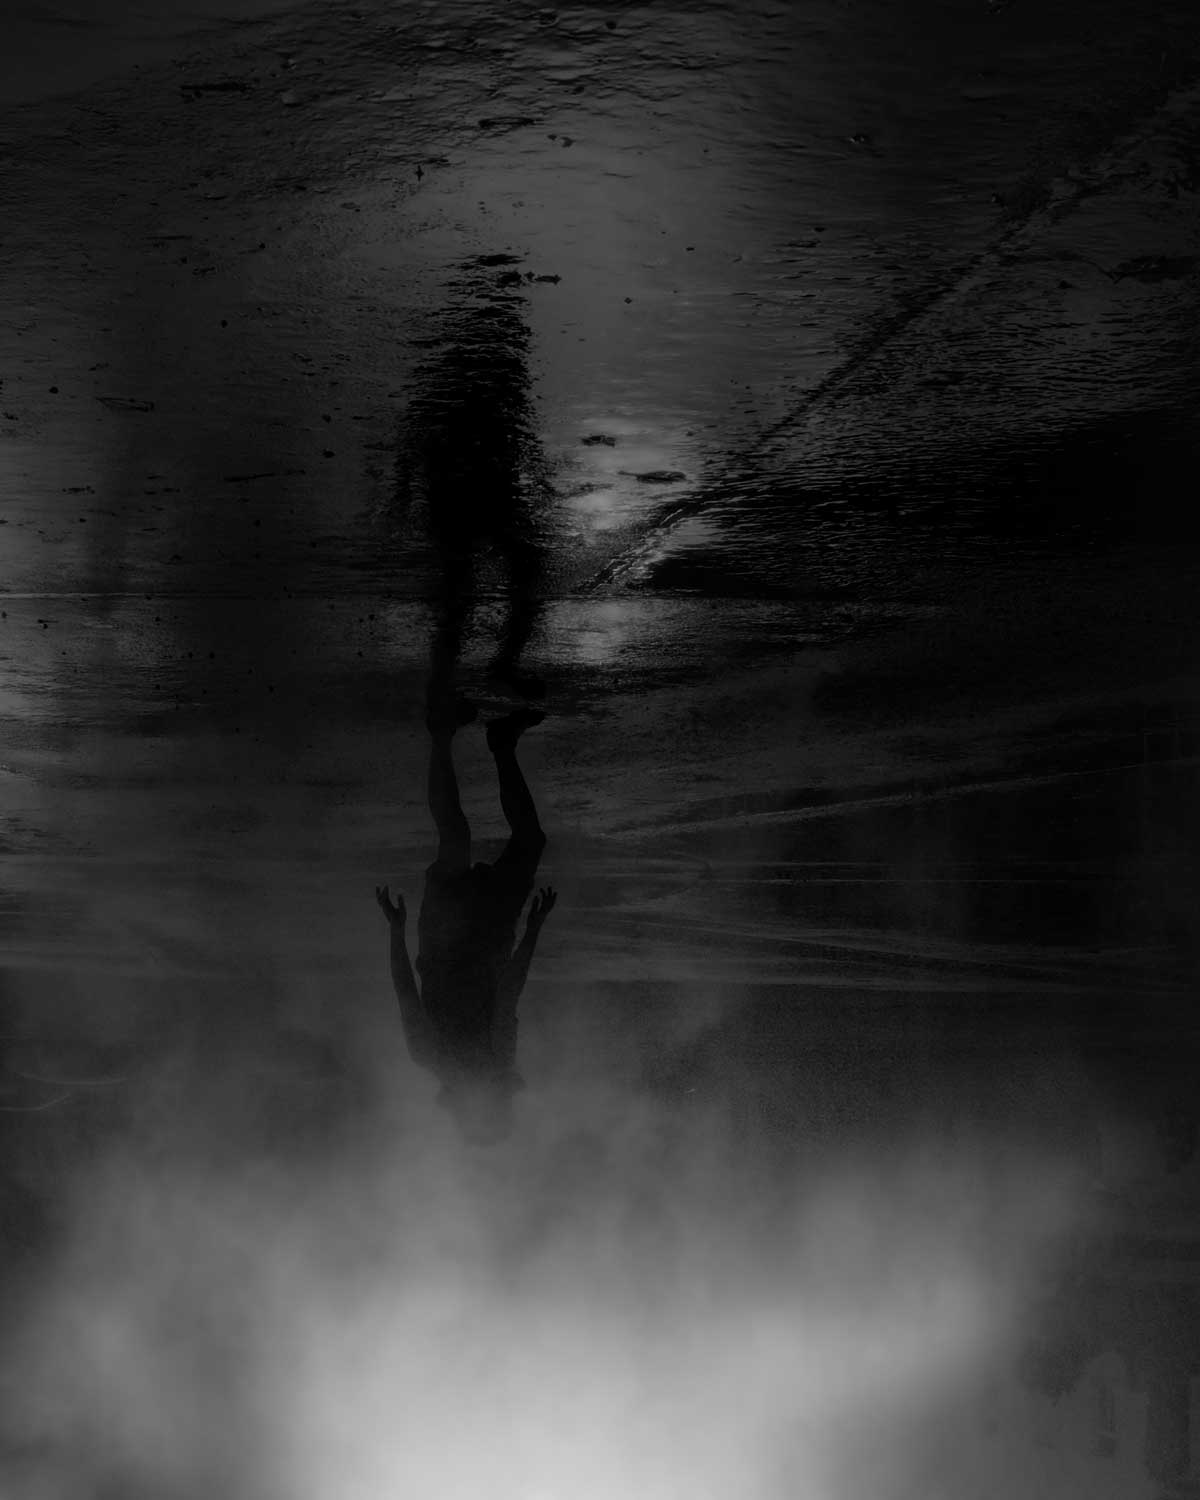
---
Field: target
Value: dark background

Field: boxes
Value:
[2,2,1199,1496]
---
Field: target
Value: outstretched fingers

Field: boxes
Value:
[531,885,558,924]
[375,885,405,923]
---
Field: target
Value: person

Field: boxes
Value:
[391,257,552,703]
[376,695,555,1144]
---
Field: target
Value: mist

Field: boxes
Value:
[1,1002,1093,1500]
[5,0,1197,1493]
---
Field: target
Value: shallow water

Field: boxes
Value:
[2,3,1200,1498]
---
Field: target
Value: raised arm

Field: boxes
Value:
[375,885,436,1068]
[494,886,557,1069]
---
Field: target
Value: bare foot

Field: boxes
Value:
[425,693,479,735]
[486,707,546,752]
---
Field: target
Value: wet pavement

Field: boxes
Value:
[3,1,1200,1497]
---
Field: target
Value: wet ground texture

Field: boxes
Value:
[3,1,1200,1497]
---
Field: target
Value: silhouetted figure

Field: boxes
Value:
[376,696,555,1145]
[393,257,553,700]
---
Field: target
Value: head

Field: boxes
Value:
[437,1074,520,1147]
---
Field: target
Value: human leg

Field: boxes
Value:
[488,533,547,699]
[486,708,546,848]
[426,711,475,872]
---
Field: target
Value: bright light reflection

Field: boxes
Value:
[567,599,650,667]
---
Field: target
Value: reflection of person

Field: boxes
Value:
[393,258,552,700]
[376,695,555,1145]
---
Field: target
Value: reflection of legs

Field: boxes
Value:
[489,533,546,699]
[486,710,546,846]
[427,728,471,870]
[429,546,474,697]
[429,611,464,696]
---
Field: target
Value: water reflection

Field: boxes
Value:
[393,254,554,701]
[376,255,564,1146]
[377,699,553,1147]
[2,0,1199,1493]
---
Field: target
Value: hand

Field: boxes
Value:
[527,886,557,932]
[375,885,406,926]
